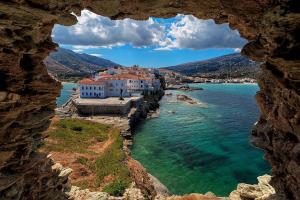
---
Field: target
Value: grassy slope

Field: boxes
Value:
[43,119,131,196]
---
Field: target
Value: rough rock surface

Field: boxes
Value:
[126,157,157,200]
[0,0,299,200]
[176,94,198,104]
[229,175,281,200]
[66,184,146,200]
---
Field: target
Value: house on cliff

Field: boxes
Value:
[79,72,161,99]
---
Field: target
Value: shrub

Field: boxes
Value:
[71,125,82,132]
[103,180,129,196]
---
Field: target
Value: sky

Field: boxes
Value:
[52,10,247,67]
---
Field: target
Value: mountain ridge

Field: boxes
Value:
[165,53,261,78]
[44,47,119,76]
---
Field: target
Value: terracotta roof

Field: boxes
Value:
[100,74,113,77]
[78,78,105,85]
[104,73,141,80]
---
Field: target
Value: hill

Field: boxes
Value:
[44,47,119,77]
[165,53,261,78]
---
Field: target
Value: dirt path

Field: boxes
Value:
[44,119,117,188]
[88,130,114,154]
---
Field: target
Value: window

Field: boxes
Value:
[99,87,101,90]
[141,80,143,83]
[141,85,143,88]
[90,93,92,95]
[99,93,101,96]
[90,87,92,90]
[94,86,96,90]
[86,92,88,95]
[81,93,84,96]
[82,86,84,90]
[94,93,96,96]
[86,87,88,90]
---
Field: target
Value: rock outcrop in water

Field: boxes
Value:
[0,1,299,199]
[176,94,198,105]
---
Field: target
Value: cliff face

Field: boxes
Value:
[0,1,299,200]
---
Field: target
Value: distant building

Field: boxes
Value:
[79,78,106,98]
[79,69,161,99]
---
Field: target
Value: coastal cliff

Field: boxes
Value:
[53,89,167,200]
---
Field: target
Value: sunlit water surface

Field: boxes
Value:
[56,82,77,107]
[131,83,270,196]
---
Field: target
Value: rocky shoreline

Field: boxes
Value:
[55,89,171,199]
[54,89,278,200]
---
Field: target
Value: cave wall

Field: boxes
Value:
[0,0,299,199]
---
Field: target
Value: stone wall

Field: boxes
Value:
[0,0,299,199]
[74,100,132,115]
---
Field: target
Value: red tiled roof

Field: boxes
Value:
[78,78,105,85]
[100,74,113,77]
[104,73,141,80]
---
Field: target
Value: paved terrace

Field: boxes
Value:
[73,96,142,106]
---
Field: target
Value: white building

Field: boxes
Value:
[79,72,161,99]
[79,79,106,98]
[106,79,128,97]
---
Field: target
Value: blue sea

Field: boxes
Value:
[131,83,270,196]
[56,82,78,107]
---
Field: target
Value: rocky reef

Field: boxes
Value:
[0,0,299,199]
[176,94,199,105]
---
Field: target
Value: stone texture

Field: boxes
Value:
[123,184,145,200]
[66,186,110,200]
[126,157,157,199]
[228,175,286,200]
[0,0,299,199]
[166,193,222,200]
[65,184,146,200]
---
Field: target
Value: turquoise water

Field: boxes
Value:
[131,83,270,196]
[56,82,77,107]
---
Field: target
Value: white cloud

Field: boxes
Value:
[157,15,247,50]
[53,10,166,48]
[89,53,102,57]
[72,45,100,53]
[52,10,247,51]
[234,48,242,52]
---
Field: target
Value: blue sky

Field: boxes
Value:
[53,10,247,67]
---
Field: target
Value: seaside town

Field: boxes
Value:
[60,66,164,116]
[159,68,256,88]
[57,65,257,117]
[78,66,161,99]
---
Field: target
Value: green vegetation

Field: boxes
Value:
[45,119,109,154]
[94,129,131,194]
[103,180,129,196]
[44,119,131,196]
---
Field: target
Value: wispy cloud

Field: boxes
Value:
[89,53,103,57]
